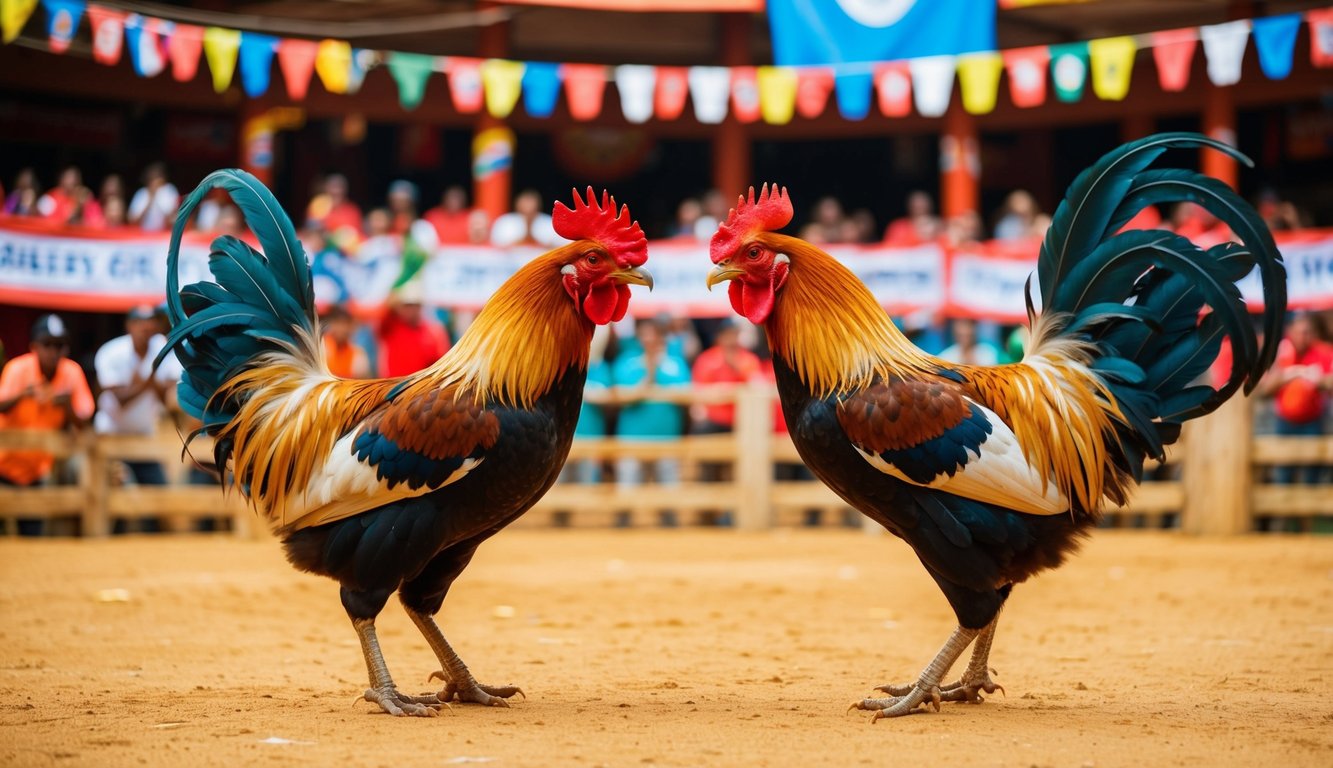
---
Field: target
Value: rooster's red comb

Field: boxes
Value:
[710,183,793,264]
[552,187,648,267]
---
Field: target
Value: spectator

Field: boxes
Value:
[612,319,691,491]
[4,168,39,215]
[102,195,128,228]
[567,343,613,484]
[799,196,845,244]
[668,198,702,239]
[692,188,729,241]
[0,315,95,532]
[37,166,102,227]
[321,304,371,379]
[466,209,492,245]
[386,179,420,236]
[1258,313,1333,485]
[424,185,473,244]
[993,190,1045,242]
[377,283,450,377]
[491,189,560,247]
[1170,202,1231,244]
[938,317,1001,366]
[128,162,180,231]
[883,190,942,246]
[943,210,983,248]
[306,173,363,241]
[691,320,761,434]
[842,208,877,244]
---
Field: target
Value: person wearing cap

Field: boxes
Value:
[376,281,450,378]
[0,314,95,498]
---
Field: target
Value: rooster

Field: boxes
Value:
[159,172,652,716]
[705,134,1285,720]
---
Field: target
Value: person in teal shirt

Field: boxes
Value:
[612,319,691,488]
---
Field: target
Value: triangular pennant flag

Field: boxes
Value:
[483,58,526,118]
[909,55,955,117]
[314,39,351,94]
[447,56,483,113]
[834,68,873,120]
[1049,42,1088,103]
[957,51,1003,114]
[756,66,797,125]
[167,23,201,82]
[1150,29,1196,92]
[239,32,276,97]
[42,0,82,53]
[1252,13,1300,80]
[388,52,436,110]
[202,26,240,92]
[277,38,317,100]
[85,4,124,65]
[521,60,560,118]
[614,64,655,124]
[1200,20,1250,86]
[874,62,911,117]
[730,66,760,123]
[345,48,372,94]
[654,66,689,120]
[124,14,168,77]
[2,0,37,43]
[1311,9,1333,67]
[688,66,729,124]
[1088,36,1135,101]
[562,63,606,121]
[795,67,834,118]
[1002,46,1049,108]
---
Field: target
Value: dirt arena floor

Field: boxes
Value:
[1,529,1331,768]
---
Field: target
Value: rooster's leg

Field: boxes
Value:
[353,617,445,717]
[405,607,524,707]
[936,617,1003,703]
[850,625,978,720]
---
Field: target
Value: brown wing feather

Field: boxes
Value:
[837,377,974,454]
[360,380,500,460]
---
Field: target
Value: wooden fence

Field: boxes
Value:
[1,386,1329,536]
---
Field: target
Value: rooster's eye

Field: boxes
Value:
[585,253,599,265]
[747,247,760,260]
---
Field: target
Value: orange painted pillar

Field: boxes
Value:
[712,13,751,196]
[940,101,979,219]
[1202,83,1238,190]
[474,2,512,220]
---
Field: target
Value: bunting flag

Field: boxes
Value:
[346,48,372,94]
[1049,42,1089,102]
[1252,13,1300,80]
[1088,36,1135,101]
[42,0,82,53]
[756,66,797,125]
[167,23,202,82]
[654,66,689,120]
[795,66,833,118]
[1150,29,1196,92]
[2,0,37,43]
[86,4,124,65]
[522,60,561,117]
[834,69,872,120]
[562,63,606,121]
[1312,9,1333,67]
[314,39,352,94]
[388,51,435,110]
[239,32,277,97]
[957,51,1002,114]
[277,38,317,100]
[1003,45,1049,108]
[730,66,760,123]
[614,64,655,123]
[202,26,240,92]
[125,14,169,78]
[1200,20,1250,86]
[874,62,911,117]
[482,58,526,118]
[446,57,483,113]
[688,65,729,124]
[909,55,955,118]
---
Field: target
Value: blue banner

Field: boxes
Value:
[1252,13,1300,80]
[239,33,277,97]
[41,0,83,53]
[768,0,995,66]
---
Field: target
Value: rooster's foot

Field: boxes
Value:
[363,686,447,717]
[428,670,524,707]
[937,669,1004,704]
[850,683,943,720]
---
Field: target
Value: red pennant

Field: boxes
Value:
[654,66,689,120]
[1310,9,1333,67]
[277,39,318,100]
[1002,46,1049,108]
[167,23,202,82]
[795,67,834,118]
[562,63,607,121]
[730,66,760,123]
[447,57,484,114]
[86,5,126,66]
[873,62,911,117]
[1151,29,1197,92]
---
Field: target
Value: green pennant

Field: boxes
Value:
[387,52,436,110]
[1049,42,1089,103]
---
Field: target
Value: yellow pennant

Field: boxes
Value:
[202,27,241,93]
[756,66,798,125]
[481,59,526,118]
[1,0,37,43]
[957,52,1004,115]
[315,39,352,94]
[1088,36,1136,101]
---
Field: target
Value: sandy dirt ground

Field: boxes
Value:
[1,529,1331,768]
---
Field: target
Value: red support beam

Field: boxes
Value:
[712,12,751,197]
[474,1,513,221]
[1202,83,1238,190]
[941,101,979,220]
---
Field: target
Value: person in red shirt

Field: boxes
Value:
[306,174,363,241]
[882,190,942,246]
[1258,313,1333,487]
[376,284,450,378]
[36,166,103,227]
[691,320,761,434]
[423,185,473,244]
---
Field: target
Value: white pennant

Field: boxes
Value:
[688,66,730,125]
[1200,20,1251,86]
[615,65,656,124]
[909,55,956,118]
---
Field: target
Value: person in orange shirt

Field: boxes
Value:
[423,185,473,244]
[321,304,371,379]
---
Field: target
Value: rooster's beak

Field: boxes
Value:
[706,263,743,291]
[613,266,654,290]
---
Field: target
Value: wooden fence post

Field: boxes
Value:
[733,384,774,530]
[82,435,109,538]
[1181,395,1253,535]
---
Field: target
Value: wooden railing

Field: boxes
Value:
[0,386,1328,536]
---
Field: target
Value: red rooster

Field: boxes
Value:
[160,173,652,716]
[706,134,1285,719]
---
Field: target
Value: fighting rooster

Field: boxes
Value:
[160,172,651,716]
[706,134,1285,719]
